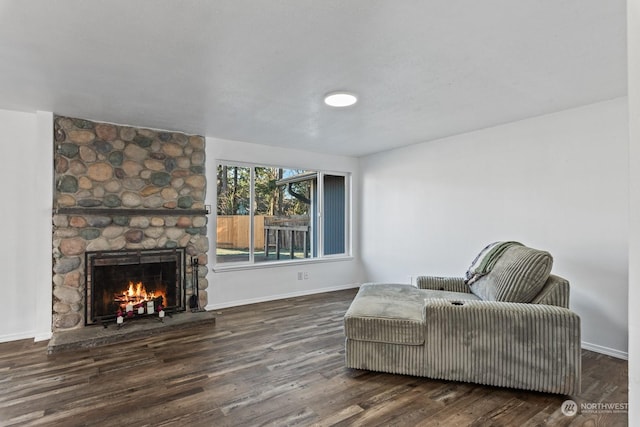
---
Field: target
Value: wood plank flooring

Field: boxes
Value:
[0,289,628,426]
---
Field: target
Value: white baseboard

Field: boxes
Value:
[205,283,361,312]
[0,331,37,344]
[33,332,52,342]
[582,341,628,360]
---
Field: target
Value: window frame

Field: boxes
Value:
[213,160,352,271]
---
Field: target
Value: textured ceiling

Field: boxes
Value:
[0,0,627,156]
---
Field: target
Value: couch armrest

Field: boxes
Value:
[422,299,581,395]
[530,274,570,308]
[416,276,470,293]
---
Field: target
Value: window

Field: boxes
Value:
[215,163,350,266]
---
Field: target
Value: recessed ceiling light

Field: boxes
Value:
[324,91,358,107]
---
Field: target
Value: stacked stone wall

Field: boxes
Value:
[52,116,208,331]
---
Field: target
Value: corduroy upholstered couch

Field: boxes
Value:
[344,243,581,395]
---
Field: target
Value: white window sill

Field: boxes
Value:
[212,255,354,273]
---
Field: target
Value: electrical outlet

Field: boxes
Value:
[304,272,309,280]
[297,272,303,280]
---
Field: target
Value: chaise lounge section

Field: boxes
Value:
[344,243,581,395]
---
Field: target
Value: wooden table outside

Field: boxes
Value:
[264,222,310,260]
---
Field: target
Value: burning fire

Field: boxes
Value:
[115,281,167,310]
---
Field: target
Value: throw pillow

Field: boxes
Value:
[470,245,553,303]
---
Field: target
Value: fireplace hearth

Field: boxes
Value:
[85,248,186,325]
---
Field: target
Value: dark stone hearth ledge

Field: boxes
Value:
[54,207,209,216]
[47,310,216,354]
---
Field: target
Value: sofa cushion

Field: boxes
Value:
[344,284,481,346]
[469,245,553,303]
[344,284,425,345]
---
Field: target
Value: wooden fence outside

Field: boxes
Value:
[217,215,265,250]
[217,215,310,251]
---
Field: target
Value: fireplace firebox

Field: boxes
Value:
[85,248,186,325]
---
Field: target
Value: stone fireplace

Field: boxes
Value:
[52,116,209,332]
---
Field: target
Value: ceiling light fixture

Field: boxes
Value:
[324,91,358,107]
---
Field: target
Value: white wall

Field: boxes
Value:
[360,98,629,356]
[628,0,639,422]
[34,111,54,341]
[205,137,365,309]
[0,109,53,343]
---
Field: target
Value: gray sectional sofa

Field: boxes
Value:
[344,243,581,395]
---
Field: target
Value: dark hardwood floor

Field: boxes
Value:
[0,289,628,426]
